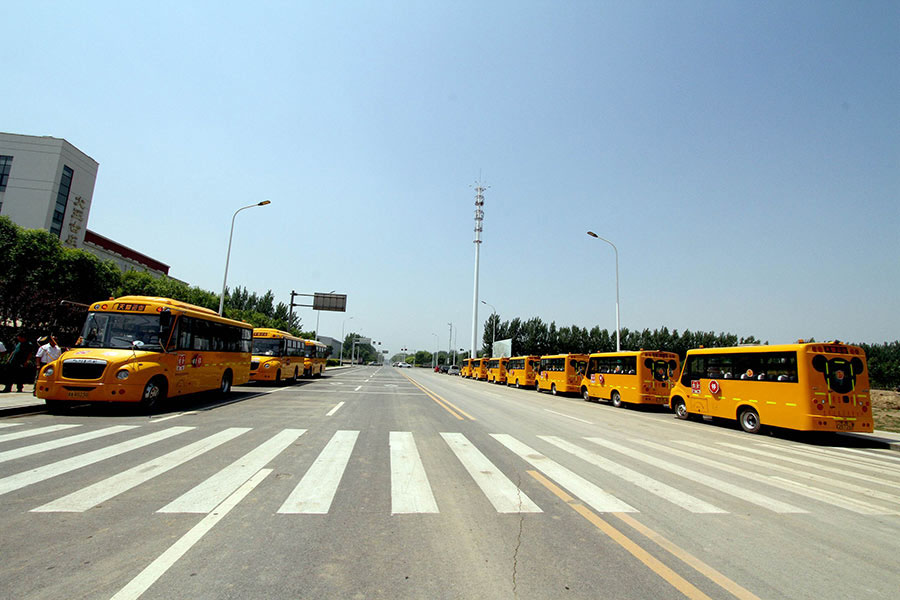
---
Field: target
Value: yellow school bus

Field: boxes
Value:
[669,342,873,434]
[506,355,541,389]
[36,296,252,412]
[536,353,589,395]
[473,357,489,381]
[250,328,306,384]
[302,339,329,377]
[461,358,473,378]
[486,357,509,384]
[581,351,679,408]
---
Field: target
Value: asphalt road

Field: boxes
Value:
[1,366,898,600]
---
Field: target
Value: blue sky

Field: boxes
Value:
[7,1,898,354]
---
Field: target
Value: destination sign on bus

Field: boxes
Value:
[114,303,147,312]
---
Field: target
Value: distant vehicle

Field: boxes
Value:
[486,357,509,384]
[397,362,412,368]
[447,365,460,376]
[301,339,328,377]
[669,341,873,434]
[536,353,589,395]
[439,364,450,374]
[506,355,540,388]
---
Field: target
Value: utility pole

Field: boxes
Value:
[288,291,301,329]
[448,322,453,366]
[470,181,486,359]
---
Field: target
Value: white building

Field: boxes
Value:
[0,132,97,249]
[0,132,170,277]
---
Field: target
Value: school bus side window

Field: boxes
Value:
[178,317,193,350]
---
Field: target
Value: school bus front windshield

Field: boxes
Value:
[77,312,163,351]
[252,338,282,356]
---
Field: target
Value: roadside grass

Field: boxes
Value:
[872,389,900,433]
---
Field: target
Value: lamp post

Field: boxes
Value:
[431,333,438,368]
[219,200,271,315]
[587,231,620,352]
[340,316,354,366]
[481,300,497,357]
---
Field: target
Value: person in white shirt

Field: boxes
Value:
[35,336,62,373]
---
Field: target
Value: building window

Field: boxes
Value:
[0,155,12,213]
[49,165,74,238]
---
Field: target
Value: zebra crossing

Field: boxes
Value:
[0,422,899,518]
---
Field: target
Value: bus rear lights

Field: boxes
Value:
[861,405,868,412]
[815,404,823,410]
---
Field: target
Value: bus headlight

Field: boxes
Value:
[116,369,130,380]
[264,363,271,369]
[43,366,54,377]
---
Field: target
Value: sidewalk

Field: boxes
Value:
[839,429,900,452]
[0,385,47,415]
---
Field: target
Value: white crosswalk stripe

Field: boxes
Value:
[0,423,22,429]
[0,427,194,497]
[0,424,81,444]
[0,426,139,465]
[33,428,251,513]
[278,430,359,514]
[539,436,726,514]
[748,440,900,477]
[390,431,438,514]
[585,437,807,514]
[441,432,540,513]
[161,429,306,513]
[717,442,900,491]
[492,433,636,513]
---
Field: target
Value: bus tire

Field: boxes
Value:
[611,391,624,408]
[291,368,298,384]
[535,383,542,394]
[275,370,282,385]
[515,379,520,389]
[738,407,762,434]
[141,376,167,413]
[551,383,557,396]
[219,370,233,396]
[672,397,689,420]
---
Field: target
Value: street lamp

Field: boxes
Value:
[219,200,271,315]
[431,333,438,368]
[340,316,354,366]
[481,300,497,357]
[587,231,620,352]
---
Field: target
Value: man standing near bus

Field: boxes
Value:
[2,332,34,393]
[34,336,62,394]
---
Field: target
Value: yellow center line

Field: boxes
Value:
[400,373,471,421]
[528,470,714,600]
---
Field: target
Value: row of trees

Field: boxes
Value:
[342,333,381,364]
[0,217,306,345]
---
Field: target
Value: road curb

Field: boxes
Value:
[837,431,900,453]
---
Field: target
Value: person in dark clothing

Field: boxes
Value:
[2,332,34,393]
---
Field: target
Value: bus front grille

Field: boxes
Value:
[62,359,108,380]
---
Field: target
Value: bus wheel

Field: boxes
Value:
[141,377,166,413]
[516,379,520,389]
[672,398,689,420]
[611,391,624,408]
[739,407,762,434]
[219,371,233,396]
[582,387,591,402]
[551,383,557,396]
[275,370,282,386]
[290,368,298,384]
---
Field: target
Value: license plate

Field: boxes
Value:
[67,391,90,399]
[835,421,853,431]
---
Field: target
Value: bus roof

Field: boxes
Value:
[684,342,864,356]
[89,296,251,329]
[253,328,298,339]
[587,350,678,358]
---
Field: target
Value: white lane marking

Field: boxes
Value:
[160,429,305,513]
[540,436,725,514]
[33,428,250,513]
[354,386,362,392]
[0,427,194,497]
[278,430,359,514]
[0,424,81,443]
[747,440,900,478]
[718,442,900,490]
[0,424,23,429]
[586,437,807,514]
[0,426,139,465]
[441,433,541,513]
[326,402,345,417]
[110,468,271,600]
[492,434,635,513]
[656,441,900,515]
[543,409,593,425]
[390,431,438,514]
[150,412,196,423]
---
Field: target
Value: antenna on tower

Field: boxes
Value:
[470,175,489,359]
